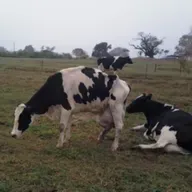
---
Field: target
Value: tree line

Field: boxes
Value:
[0,28,191,60]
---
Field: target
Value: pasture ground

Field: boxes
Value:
[0,57,192,192]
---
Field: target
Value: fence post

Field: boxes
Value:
[179,63,182,76]
[154,63,157,72]
[187,82,190,95]
[41,59,44,71]
[145,63,148,79]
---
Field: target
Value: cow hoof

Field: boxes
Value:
[131,128,139,131]
[97,136,104,143]
[131,127,141,131]
[63,141,70,147]
[111,143,118,152]
[131,145,140,149]
[111,147,117,152]
[63,139,70,144]
[56,143,63,148]
[97,139,102,144]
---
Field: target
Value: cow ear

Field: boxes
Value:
[18,103,26,108]
[147,94,152,100]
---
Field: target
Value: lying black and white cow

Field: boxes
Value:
[97,56,133,73]
[11,66,131,151]
[126,93,192,155]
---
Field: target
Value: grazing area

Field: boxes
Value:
[1,57,192,192]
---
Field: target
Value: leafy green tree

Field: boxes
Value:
[92,42,111,58]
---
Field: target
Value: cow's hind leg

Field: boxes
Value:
[131,124,147,131]
[56,109,72,148]
[133,133,169,150]
[110,104,125,151]
[97,108,113,142]
[64,115,72,144]
[98,125,113,142]
[133,125,182,152]
[134,142,167,149]
[164,144,190,155]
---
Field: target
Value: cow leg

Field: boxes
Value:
[133,134,169,150]
[57,124,65,148]
[164,144,190,155]
[64,115,72,143]
[110,104,125,151]
[56,109,72,148]
[134,142,165,149]
[97,108,113,142]
[131,124,147,131]
[97,125,112,142]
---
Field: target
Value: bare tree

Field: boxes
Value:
[130,32,164,58]
[138,51,142,57]
[175,27,192,74]
[164,50,169,56]
[175,28,192,60]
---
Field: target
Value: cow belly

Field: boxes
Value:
[174,127,192,152]
[177,140,192,152]
[99,107,114,128]
[46,105,62,120]
[72,98,109,114]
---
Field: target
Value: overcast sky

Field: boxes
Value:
[0,0,191,57]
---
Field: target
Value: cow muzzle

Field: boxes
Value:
[11,130,22,138]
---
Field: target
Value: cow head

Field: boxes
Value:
[124,56,133,64]
[126,93,152,113]
[11,104,34,138]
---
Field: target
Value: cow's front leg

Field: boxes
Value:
[64,115,72,144]
[56,123,65,148]
[56,109,71,148]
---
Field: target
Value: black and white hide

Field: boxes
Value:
[126,93,192,155]
[97,56,133,74]
[11,66,131,151]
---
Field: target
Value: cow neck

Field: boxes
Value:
[143,100,165,122]
[25,89,50,115]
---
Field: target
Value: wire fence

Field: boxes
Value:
[0,57,192,78]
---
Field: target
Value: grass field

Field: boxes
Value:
[0,57,192,192]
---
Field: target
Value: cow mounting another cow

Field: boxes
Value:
[97,56,133,74]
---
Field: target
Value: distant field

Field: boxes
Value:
[0,57,191,77]
[0,57,192,192]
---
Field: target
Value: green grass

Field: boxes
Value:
[0,57,192,192]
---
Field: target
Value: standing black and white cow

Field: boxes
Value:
[126,93,192,155]
[11,66,131,151]
[97,56,133,73]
